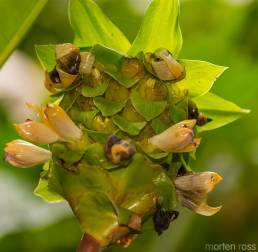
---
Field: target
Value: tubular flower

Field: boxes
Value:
[15,103,82,144]
[148,119,201,153]
[15,120,60,144]
[44,104,82,141]
[4,140,52,168]
[174,172,222,216]
[144,48,185,81]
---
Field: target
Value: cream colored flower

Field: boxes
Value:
[4,140,52,168]
[15,103,82,144]
[148,120,200,153]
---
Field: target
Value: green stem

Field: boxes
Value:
[180,154,192,172]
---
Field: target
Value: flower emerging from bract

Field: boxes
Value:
[15,103,82,144]
[15,120,60,144]
[148,119,201,153]
[4,140,52,168]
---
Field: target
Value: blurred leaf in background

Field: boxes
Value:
[0,0,48,67]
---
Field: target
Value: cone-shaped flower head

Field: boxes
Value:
[174,172,222,216]
[44,104,82,141]
[15,120,60,144]
[4,140,52,168]
[148,120,200,153]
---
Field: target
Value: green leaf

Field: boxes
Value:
[129,0,182,57]
[93,96,127,117]
[110,154,176,214]
[82,80,109,98]
[146,152,169,160]
[70,108,99,129]
[116,207,134,226]
[176,60,227,97]
[193,92,250,132]
[74,192,118,245]
[91,44,140,88]
[34,162,64,203]
[112,115,146,136]
[69,0,130,52]
[170,94,188,123]
[83,143,106,165]
[153,171,177,209]
[82,143,123,170]
[35,44,56,72]
[111,154,155,205]
[151,117,169,134]
[131,90,167,121]
[34,178,64,203]
[85,129,114,144]
[0,0,48,67]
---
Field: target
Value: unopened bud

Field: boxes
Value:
[151,48,184,81]
[148,120,200,153]
[15,121,60,144]
[44,104,82,141]
[4,140,52,168]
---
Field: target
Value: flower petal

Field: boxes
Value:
[148,120,198,152]
[15,121,61,144]
[4,140,51,168]
[44,104,82,141]
[174,172,222,193]
[175,172,222,216]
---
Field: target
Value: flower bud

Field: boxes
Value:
[15,120,60,144]
[150,48,184,81]
[174,172,222,216]
[44,104,82,141]
[148,120,200,153]
[79,52,95,75]
[4,140,52,168]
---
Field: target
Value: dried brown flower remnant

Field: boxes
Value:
[105,135,135,164]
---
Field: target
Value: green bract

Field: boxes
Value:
[82,79,109,97]
[193,92,250,132]
[35,44,56,72]
[177,60,228,97]
[0,0,48,67]
[129,0,182,58]
[69,0,130,52]
[131,89,167,121]
[112,115,147,136]
[93,97,127,117]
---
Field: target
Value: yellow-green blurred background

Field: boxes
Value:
[0,0,257,251]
